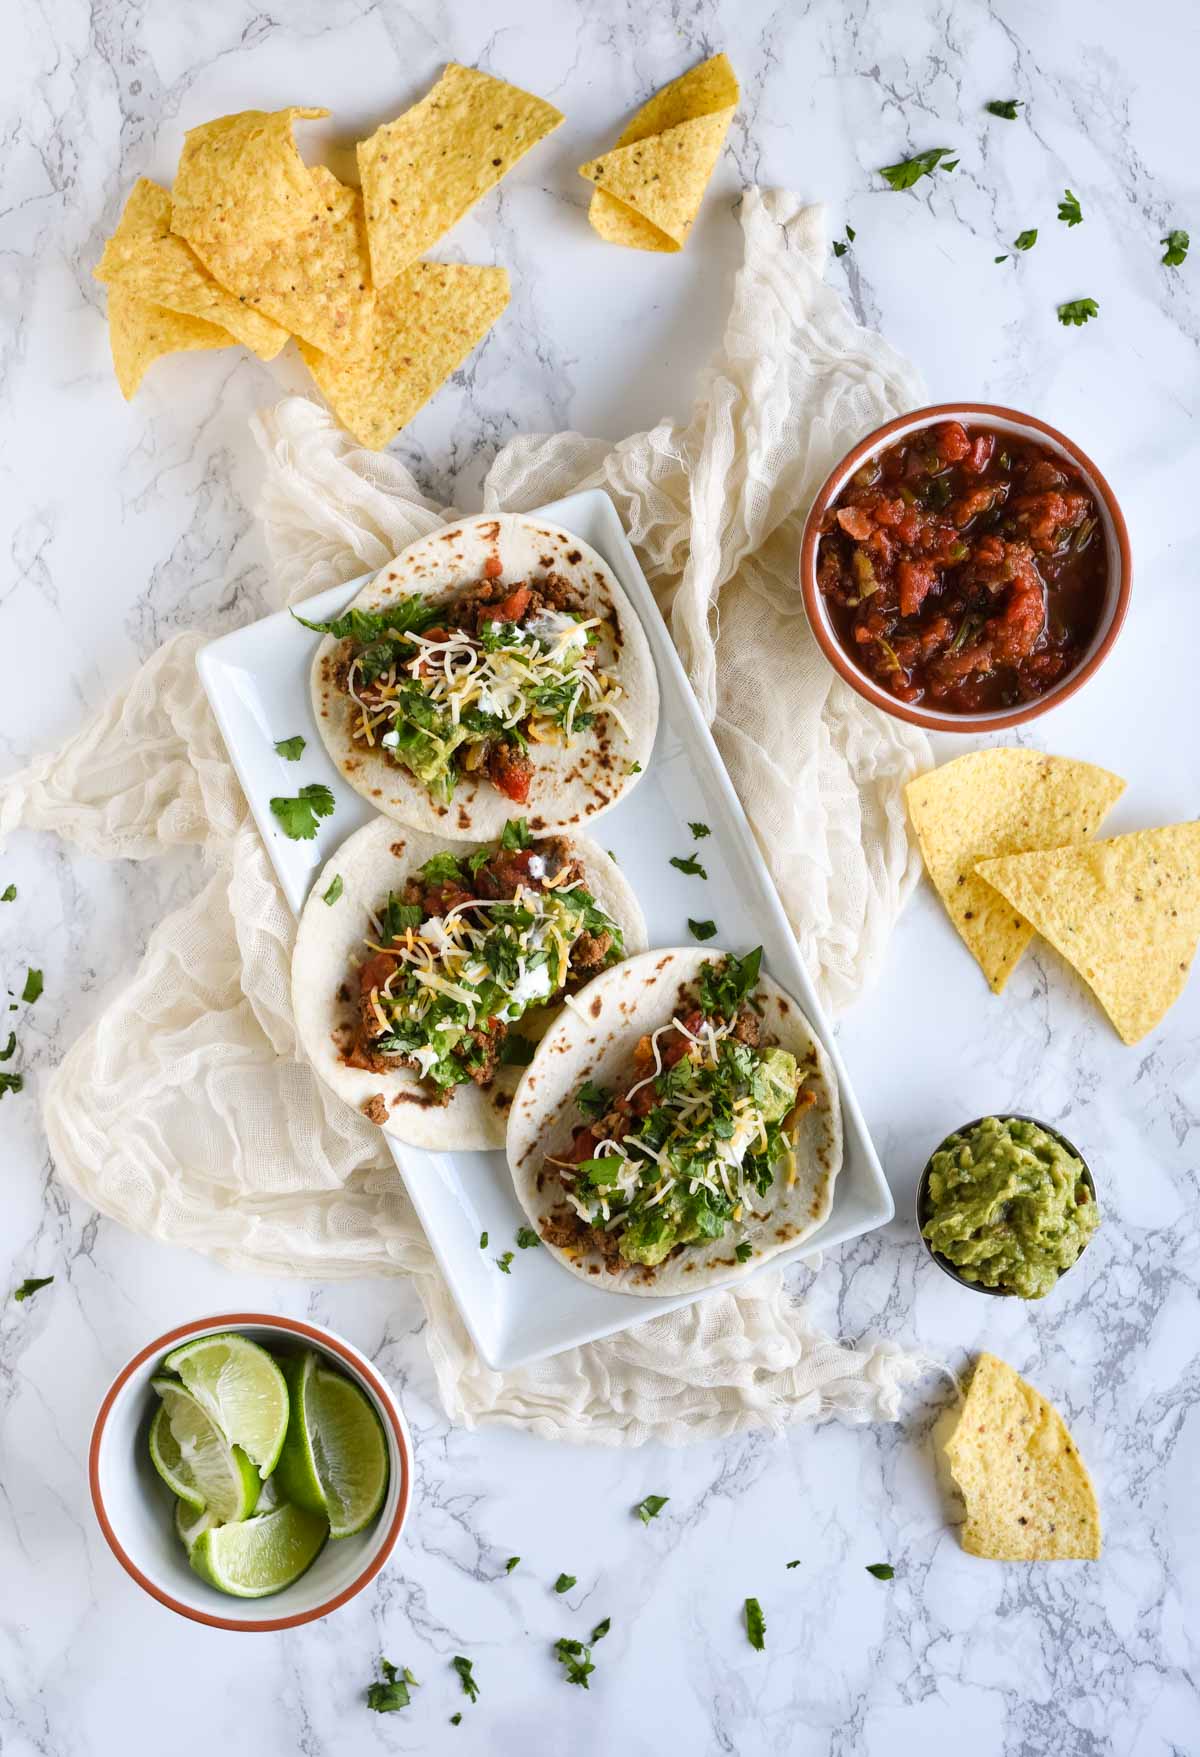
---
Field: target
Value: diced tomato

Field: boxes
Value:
[959,433,996,476]
[492,585,533,623]
[835,506,874,541]
[358,952,396,994]
[483,555,503,579]
[898,559,938,618]
[933,421,971,464]
[487,742,533,803]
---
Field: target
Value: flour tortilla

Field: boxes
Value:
[292,814,648,1150]
[309,513,659,838]
[506,948,843,1295]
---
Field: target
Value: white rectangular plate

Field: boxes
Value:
[199,490,893,1369]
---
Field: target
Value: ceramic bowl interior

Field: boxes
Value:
[915,1114,1097,1297]
[90,1313,411,1630]
[800,404,1131,733]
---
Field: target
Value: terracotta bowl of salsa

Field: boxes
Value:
[799,404,1131,731]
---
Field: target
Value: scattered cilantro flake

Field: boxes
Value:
[1,885,15,903]
[366,1658,415,1712]
[13,1276,53,1303]
[745,1597,766,1651]
[495,1251,514,1275]
[735,1241,752,1263]
[943,158,959,171]
[0,1034,14,1062]
[627,760,642,774]
[274,735,306,762]
[1015,228,1038,251]
[270,784,335,841]
[505,1555,520,1573]
[554,1636,596,1689]
[516,1226,540,1250]
[591,1617,611,1642]
[833,237,850,257]
[689,918,718,942]
[500,818,531,850]
[846,224,856,241]
[0,1072,24,1098]
[322,875,343,906]
[688,821,712,838]
[670,853,707,879]
[866,1562,895,1580]
[1058,188,1083,227]
[554,1572,577,1594]
[786,1559,801,1569]
[577,1081,612,1121]
[985,99,1021,119]
[450,1713,462,1726]
[635,1494,668,1524]
[292,597,442,644]
[994,255,1008,264]
[452,1655,479,1704]
[21,969,42,1005]
[1058,297,1099,326]
[1162,229,1190,267]
[879,147,956,191]
[479,1231,488,1249]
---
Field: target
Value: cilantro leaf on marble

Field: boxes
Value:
[451,1655,479,1704]
[635,1494,669,1524]
[554,1636,596,1689]
[745,1597,766,1650]
[1057,298,1099,326]
[1015,228,1038,251]
[13,1276,53,1303]
[985,99,1021,119]
[554,1572,577,1594]
[866,1562,895,1580]
[366,1658,416,1712]
[1,885,15,902]
[21,969,42,1004]
[879,148,956,191]
[1162,229,1189,267]
[1057,188,1083,226]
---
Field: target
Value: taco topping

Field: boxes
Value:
[307,571,629,807]
[541,950,816,1270]
[337,821,624,1106]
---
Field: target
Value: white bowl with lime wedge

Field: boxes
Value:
[89,1313,411,1630]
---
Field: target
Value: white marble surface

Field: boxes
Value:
[2,1,1198,1752]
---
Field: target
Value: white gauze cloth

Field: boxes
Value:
[5,190,933,1444]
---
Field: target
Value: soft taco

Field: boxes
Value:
[303,513,658,840]
[292,814,647,1150]
[506,947,843,1294]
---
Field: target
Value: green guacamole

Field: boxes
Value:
[921,1116,1099,1299]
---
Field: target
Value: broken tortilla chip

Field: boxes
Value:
[170,107,330,266]
[946,1353,1101,1561]
[975,820,1200,1044]
[581,53,738,252]
[357,66,563,286]
[94,179,287,361]
[905,750,1125,994]
[188,166,375,356]
[106,287,236,400]
[297,262,510,450]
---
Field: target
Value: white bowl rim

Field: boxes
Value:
[89,1311,412,1631]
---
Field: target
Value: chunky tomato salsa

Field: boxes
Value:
[815,421,1108,711]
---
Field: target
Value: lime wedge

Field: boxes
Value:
[190,1503,329,1598]
[274,1351,389,1539]
[162,1333,289,1477]
[151,1378,261,1523]
[175,1499,218,1553]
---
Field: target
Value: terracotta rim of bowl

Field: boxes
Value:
[798,402,1133,733]
[89,1312,412,1632]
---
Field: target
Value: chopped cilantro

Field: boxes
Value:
[591,1617,611,1642]
[688,821,712,839]
[833,239,849,257]
[1058,298,1099,326]
[735,1241,752,1263]
[274,735,306,761]
[994,255,1008,264]
[698,947,762,1017]
[270,784,335,841]
[985,99,1021,119]
[450,1713,462,1726]
[786,1559,801,1569]
[554,1636,596,1689]
[1015,228,1038,251]
[745,1597,766,1651]
[1162,229,1189,267]
[554,1572,577,1594]
[366,1659,416,1712]
[322,875,343,906]
[627,760,642,774]
[451,1655,479,1704]
[879,147,956,191]
[516,1227,540,1249]
[0,1072,24,1098]
[292,597,442,644]
[576,1080,612,1121]
[21,969,42,1005]
[670,853,707,879]
[500,818,531,850]
[0,1034,14,1062]
[688,918,718,942]
[495,1252,514,1275]
[13,1276,53,1303]
[479,1231,488,1249]
[1058,188,1083,227]
[866,1562,895,1580]
[505,1555,520,1573]
[635,1494,668,1524]
[1,885,15,902]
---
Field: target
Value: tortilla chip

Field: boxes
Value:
[171,107,329,264]
[298,263,510,449]
[582,53,739,252]
[357,66,563,285]
[189,167,374,355]
[905,750,1125,994]
[946,1353,1101,1561]
[106,288,236,399]
[94,179,287,361]
[975,821,1200,1044]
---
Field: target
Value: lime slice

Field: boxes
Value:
[162,1333,289,1477]
[151,1377,261,1523]
[175,1499,218,1553]
[190,1503,329,1598]
[274,1351,389,1539]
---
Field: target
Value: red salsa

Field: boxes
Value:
[816,421,1107,711]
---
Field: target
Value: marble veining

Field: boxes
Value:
[1,0,1198,1752]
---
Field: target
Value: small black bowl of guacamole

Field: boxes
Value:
[916,1114,1099,1300]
